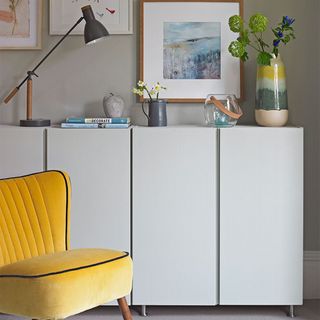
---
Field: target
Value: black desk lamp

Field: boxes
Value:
[4,5,109,127]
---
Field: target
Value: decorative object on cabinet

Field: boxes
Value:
[3,5,109,127]
[228,14,296,126]
[65,117,131,124]
[61,123,130,129]
[133,80,167,126]
[0,0,42,50]
[140,0,243,102]
[204,94,242,127]
[50,0,133,35]
[62,117,131,128]
[0,171,133,320]
[103,93,125,117]
[255,54,288,126]
[142,99,167,127]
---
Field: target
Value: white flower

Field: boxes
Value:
[149,89,156,96]
[137,80,145,87]
[154,84,161,92]
[132,88,144,96]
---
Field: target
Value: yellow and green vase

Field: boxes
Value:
[255,54,288,126]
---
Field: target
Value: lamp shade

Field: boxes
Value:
[81,5,109,45]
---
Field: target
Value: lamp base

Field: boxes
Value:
[20,119,51,127]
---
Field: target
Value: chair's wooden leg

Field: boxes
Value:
[117,297,132,320]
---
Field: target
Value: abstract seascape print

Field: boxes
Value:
[163,22,221,80]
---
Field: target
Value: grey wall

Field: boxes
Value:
[0,0,319,250]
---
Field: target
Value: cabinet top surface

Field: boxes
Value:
[0,125,46,131]
[132,125,303,130]
[0,125,303,130]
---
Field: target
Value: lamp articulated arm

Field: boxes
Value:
[2,4,108,127]
[3,17,84,104]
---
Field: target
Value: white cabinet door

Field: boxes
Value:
[220,127,303,305]
[47,128,131,253]
[133,126,218,306]
[0,126,44,178]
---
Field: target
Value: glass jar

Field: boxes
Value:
[204,94,242,127]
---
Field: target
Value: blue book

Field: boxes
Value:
[61,123,130,129]
[66,117,131,124]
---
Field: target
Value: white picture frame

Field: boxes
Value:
[50,0,133,35]
[140,0,244,102]
[0,0,42,50]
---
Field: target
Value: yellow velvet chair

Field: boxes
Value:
[0,171,133,320]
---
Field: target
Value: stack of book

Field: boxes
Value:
[60,117,131,128]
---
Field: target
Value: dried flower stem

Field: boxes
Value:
[9,0,20,35]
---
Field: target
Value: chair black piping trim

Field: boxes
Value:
[0,252,129,279]
[56,171,69,251]
[0,170,70,251]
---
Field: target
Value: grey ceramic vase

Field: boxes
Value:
[142,100,167,127]
[103,93,125,118]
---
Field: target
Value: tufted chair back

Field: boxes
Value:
[0,171,70,266]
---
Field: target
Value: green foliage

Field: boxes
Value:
[249,14,269,33]
[229,15,243,33]
[229,41,245,58]
[238,29,250,46]
[271,16,296,56]
[257,52,273,66]
[228,13,296,66]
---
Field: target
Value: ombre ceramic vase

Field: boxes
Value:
[255,54,288,127]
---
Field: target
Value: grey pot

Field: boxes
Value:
[103,93,125,118]
[142,100,167,127]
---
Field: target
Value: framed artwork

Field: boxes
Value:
[50,0,133,35]
[140,0,244,102]
[0,0,42,50]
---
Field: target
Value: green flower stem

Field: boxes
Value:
[253,33,264,51]
[144,86,153,101]
[247,43,261,52]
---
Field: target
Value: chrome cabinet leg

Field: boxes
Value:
[140,305,147,317]
[288,305,295,318]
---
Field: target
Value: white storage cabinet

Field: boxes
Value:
[219,127,303,306]
[0,126,44,178]
[132,126,219,306]
[0,125,304,311]
[47,128,131,252]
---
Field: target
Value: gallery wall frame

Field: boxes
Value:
[140,0,244,103]
[0,0,42,50]
[50,0,133,35]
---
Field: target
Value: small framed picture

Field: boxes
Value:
[0,0,42,50]
[50,0,133,35]
[140,0,244,102]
